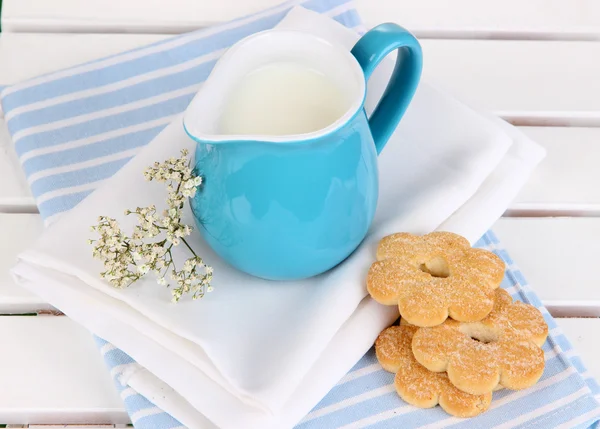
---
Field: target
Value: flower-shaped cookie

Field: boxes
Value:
[367,232,506,327]
[376,324,492,417]
[411,288,549,395]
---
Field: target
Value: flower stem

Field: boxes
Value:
[167,246,176,271]
[181,238,198,257]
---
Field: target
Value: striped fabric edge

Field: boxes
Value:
[97,230,600,429]
[293,231,600,429]
[3,0,598,426]
[1,2,360,428]
[96,336,185,429]
[0,0,362,222]
[0,0,351,105]
[0,0,306,100]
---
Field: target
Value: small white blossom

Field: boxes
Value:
[183,259,194,272]
[89,150,213,302]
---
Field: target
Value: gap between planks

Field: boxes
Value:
[2,216,600,317]
[3,0,600,42]
[3,126,600,218]
[6,29,600,42]
[4,421,126,426]
[0,316,598,426]
[3,35,600,127]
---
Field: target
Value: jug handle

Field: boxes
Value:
[351,23,423,155]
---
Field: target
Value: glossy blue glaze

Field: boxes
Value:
[187,24,422,280]
[190,112,377,279]
[351,23,423,154]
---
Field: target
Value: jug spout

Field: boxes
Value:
[183,29,366,145]
[184,23,422,280]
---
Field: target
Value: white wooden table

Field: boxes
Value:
[0,0,599,426]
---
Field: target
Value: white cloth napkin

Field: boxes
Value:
[12,7,545,429]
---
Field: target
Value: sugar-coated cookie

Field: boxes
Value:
[376,325,492,417]
[411,288,548,395]
[367,232,505,327]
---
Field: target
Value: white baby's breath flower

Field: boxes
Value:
[183,259,194,273]
[89,149,212,302]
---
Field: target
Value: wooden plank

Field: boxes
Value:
[494,217,600,317]
[0,315,595,424]
[558,318,600,384]
[0,316,128,424]
[28,426,120,428]
[360,0,600,41]
[0,35,599,211]
[7,424,126,427]
[0,214,51,312]
[1,34,599,124]
[3,0,600,40]
[420,39,600,126]
[0,214,598,316]
[510,127,600,216]
[2,123,600,216]
[0,0,282,34]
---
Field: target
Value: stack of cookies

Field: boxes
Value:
[367,232,549,418]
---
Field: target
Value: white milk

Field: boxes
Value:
[219,62,351,136]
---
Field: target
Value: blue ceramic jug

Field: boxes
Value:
[183,24,422,280]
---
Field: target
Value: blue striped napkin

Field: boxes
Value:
[298,233,600,428]
[2,0,600,427]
